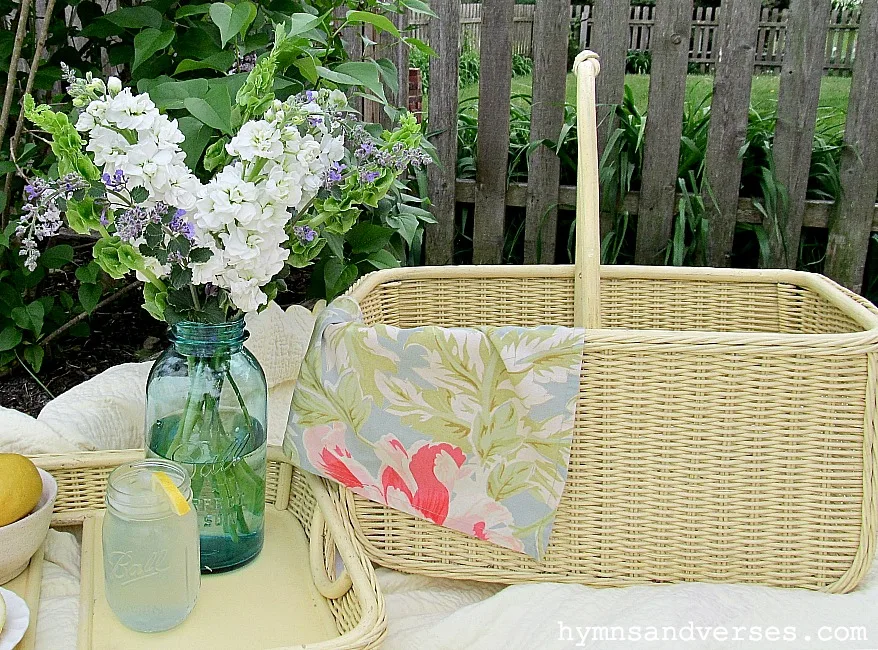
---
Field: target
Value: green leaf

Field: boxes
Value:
[146,78,210,111]
[389,210,430,247]
[374,58,399,96]
[169,266,192,289]
[174,51,236,75]
[40,244,74,269]
[0,282,22,308]
[23,345,44,373]
[175,3,212,18]
[0,326,22,352]
[188,247,213,263]
[133,27,175,71]
[12,302,45,336]
[0,161,16,174]
[203,137,230,171]
[400,0,437,17]
[322,230,345,259]
[315,66,361,88]
[284,12,321,37]
[293,58,318,84]
[332,61,387,103]
[130,186,149,204]
[104,6,163,29]
[488,461,533,501]
[177,116,214,168]
[75,262,100,285]
[348,223,393,254]
[345,10,399,38]
[29,302,44,337]
[403,37,438,58]
[184,84,233,134]
[78,283,102,314]
[59,291,74,310]
[80,18,125,39]
[324,258,358,300]
[209,1,256,47]
[365,249,400,270]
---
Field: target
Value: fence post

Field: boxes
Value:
[473,0,515,264]
[704,0,761,267]
[825,0,878,291]
[524,0,570,263]
[635,0,693,265]
[334,8,363,117]
[592,0,632,241]
[375,11,409,131]
[425,0,460,265]
[762,0,831,268]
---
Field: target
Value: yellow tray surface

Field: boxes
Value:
[80,508,340,650]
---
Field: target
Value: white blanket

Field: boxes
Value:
[4,302,877,649]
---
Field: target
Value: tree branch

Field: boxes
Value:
[40,281,140,347]
[2,0,57,227]
[0,0,35,162]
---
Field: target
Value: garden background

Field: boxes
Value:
[1,0,877,418]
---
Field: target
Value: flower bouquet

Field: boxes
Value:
[18,20,433,570]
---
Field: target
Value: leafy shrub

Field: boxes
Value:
[0,0,435,374]
[458,43,481,88]
[625,50,651,75]
[512,54,533,77]
[0,223,106,373]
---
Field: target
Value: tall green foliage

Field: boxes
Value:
[0,0,435,374]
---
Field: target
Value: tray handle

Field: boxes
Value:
[309,508,353,600]
[572,50,602,329]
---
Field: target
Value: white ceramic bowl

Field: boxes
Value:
[0,469,57,584]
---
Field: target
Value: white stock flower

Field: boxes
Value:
[190,244,225,285]
[227,120,284,161]
[319,134,345,166]
[327,89,347,109]
[104,89,159,130]
[221,269,268,313]
[218,226,264,261]
[86,125,130,168]
[262,165,303,208]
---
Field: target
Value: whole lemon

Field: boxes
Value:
[0,454,43,527]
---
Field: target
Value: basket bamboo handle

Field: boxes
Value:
[309,508,354,600]
[572,51,602,329]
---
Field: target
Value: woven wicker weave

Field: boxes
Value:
[31,448,386,649]
[338,52,878,593]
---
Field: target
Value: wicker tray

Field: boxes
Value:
[17,448,385,650]
[337,51,878,593]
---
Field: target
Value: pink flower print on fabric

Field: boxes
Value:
[304,428,525,553]
[302,422,381,501]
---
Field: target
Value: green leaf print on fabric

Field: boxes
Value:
[284,296,585,559]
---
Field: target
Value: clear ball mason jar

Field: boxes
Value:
[102,459,200,633]
[145,319,267,573]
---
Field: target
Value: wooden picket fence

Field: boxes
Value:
[409,3,863,72]
[375,0,878,292]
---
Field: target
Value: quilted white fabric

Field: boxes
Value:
[3,300,878,650]
[378,566,878,650]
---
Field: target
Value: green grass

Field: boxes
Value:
[459,73,852,130]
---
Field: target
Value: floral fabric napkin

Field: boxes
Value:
[283,297,585,559]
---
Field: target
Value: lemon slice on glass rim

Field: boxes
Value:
[151,471,191,516]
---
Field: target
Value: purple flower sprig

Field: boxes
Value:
[294,225,317,244]
[16,173,89,271]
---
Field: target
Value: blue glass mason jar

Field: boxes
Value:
[145,319,267,573]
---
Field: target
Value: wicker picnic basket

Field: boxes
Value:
[31,447,386,649]
[337,51,878,593]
